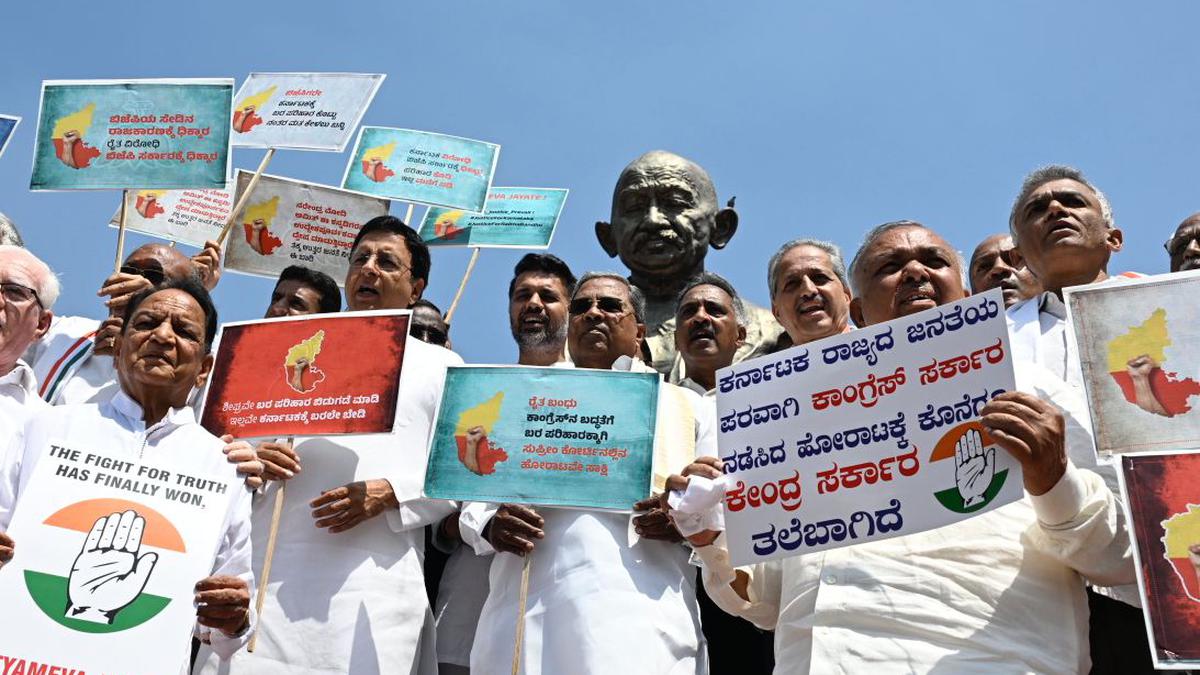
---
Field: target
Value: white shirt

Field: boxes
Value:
[0,360,48,439]
[460,357,717,675]
[194,338,462,675]
[0,390,255,672]
[691,364,1136,675]
[24,314,115,406]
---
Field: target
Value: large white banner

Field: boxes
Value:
[718,290,1019,566]
[230,72,385,151]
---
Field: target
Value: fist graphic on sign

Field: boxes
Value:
[954,428,994,509]
[66,510,159,624]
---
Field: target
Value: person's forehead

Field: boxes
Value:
[1024,178,1097,204]
[679,284,733,309]
[274,279,319,297]
[1174,216,1200,238]
[865,226,954,261]
[513,272,568,295]
[970,235,1011,265]
[576,277,630,299]
[0,252,43,286]
[126,244,187,270]
[353,231,411,258]
[780,245,836,274]
[136,289,204,319]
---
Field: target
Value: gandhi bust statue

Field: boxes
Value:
[596,150,782,377]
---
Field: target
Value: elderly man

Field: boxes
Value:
[1166,212,1200,272]
[675,272,745,396]
[596,150,782,375]
[265,265,341,318]
[0,278,254,673]
[0,247,57,437]
[969,233,1040,308]
[677,220,1133,674]
[196,215,462,675]
[26,240,222,404]
[768,238,853,349]
[458,272,716,674]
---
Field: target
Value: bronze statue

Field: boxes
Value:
[596,150,782,376]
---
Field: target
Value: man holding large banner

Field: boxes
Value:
[194,215,461,675]
[673,221,1135,674]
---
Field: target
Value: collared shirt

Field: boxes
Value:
[0,390,255,673]
[0,360,48,441]
[692,364,1135,674]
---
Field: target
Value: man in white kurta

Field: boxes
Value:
[0,246,55,438]
[460,273,715,675]
[195,216,460,675]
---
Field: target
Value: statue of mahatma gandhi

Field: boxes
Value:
[596,150,783,378]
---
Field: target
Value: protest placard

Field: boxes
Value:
[418,187,567,248]
[0,114,19,159]
[230,73,384,151]
[1119,450,1200,669]
[1065,270,1200,460]
[423,366,660,511]
[222,170,389,283]
[342,127,499,212]
[0,443,240,675]
[717,289,1019,566]
[200,311,410,439]
[30,79,233,191]
[107,187,233,247]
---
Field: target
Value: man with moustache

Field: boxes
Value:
[459,272,716,674]
[767,239,854,347]
[1166,213,1200,272]
[596,150,782,376]
[0,247,56,441]
[195,216,462,675]
[263,265,341,319]
[968,233,1040,308]
[675,273,745,396]
[671,221,1134,674]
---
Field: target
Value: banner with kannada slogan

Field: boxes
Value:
[230,72,384,151]
[718,289,1020,567]
[419,187,567,249]
[423,366,660,511]
[199,311,410,439]
[0,114,19,159]
[108,187,234,248]
[0,443,240,675]
[31,79,233,191]
[342,127,499,213]
[1119,450,1200,670]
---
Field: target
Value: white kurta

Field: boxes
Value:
[461,360,717,675]
[24,314,118,405]
[0,360,48,439]
[692,364,1136,674]
[0,391,255,674]
[195,338,461,675]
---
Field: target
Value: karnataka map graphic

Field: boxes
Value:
[1162,504,1200,602]
[135,190,166,219]
[455,392,508,475]
[51,103,101,169]
[242,195,283,256]
[1107,308,1200,417]
[360,140,396,183]
[232,86,274,133]
[285,330,326,394]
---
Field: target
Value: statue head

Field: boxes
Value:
[596,151,738,293]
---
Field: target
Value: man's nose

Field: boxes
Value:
[526,293,545,310]
[900,259,930,283]
[148,320,175,342]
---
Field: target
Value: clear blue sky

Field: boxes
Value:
[1,1,1195,364]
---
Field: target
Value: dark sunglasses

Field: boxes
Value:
[120,265,166,286]
[569,296,628,316]
[412,325,448,347]
[1165,230,1200,257]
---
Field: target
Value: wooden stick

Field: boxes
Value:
[511,554,532,675]
[246,436,291,653]
[113,191,129,274]
[444,247,480,324]
[216,148,276,246]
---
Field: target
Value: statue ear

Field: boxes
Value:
[710,208,738,250]
[595,221,619,258]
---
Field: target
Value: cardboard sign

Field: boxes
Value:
[0,444,239,675]
[1120,450,1200,669]
[230,73,384,151]
[0,114,19,159]
[223,171,389,284]
[342,127,499,212]
[423,366,660,511]
[717,290,1020,566]
[200,311,410,439]
[30,79,233,191]
[108,187,233,247]
[419,187,567,249]
[1066,270,1200,460]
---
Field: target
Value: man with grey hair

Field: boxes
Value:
[768,238,853,350]
[0,212,24,247]
[0,246,56,444]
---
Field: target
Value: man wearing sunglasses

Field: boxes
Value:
[0,246,57,447]
[410,299,452,349]
[460,271,716,674]
[968,233,1040,309]
[1166,212,1200,273]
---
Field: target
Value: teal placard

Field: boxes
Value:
[30,79,233,191]
[341,126,499,212]
[0,115,18,159]
[418,187,567,249]
[424,366,660,511]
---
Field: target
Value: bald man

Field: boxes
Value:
[968,234,1039,309]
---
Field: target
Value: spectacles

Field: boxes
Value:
[412,325,448,347]
[569,296,629,316]
[120,265,166,286]
[0,282,42,308]
[349,251,412,275]
[1165,231,1200,257]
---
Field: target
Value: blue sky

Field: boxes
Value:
[1,1,1195,364]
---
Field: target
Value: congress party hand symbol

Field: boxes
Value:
[954,429,994,508]
[66,510,159,624]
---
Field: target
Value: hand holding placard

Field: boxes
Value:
[980,391,1067,496]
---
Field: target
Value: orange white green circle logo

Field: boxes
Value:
[929,421,1009,514]
[25,498,184,633]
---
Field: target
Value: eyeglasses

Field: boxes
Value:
[0,282,42,308]
[1165,230,1200,257]
[349,251,412,275]
[412,325,449,347]
[569,296,629,316]
[120,265,166,286]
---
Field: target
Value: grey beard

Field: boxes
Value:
[513,321,567,350]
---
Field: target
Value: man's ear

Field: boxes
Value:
[736,324,747,348]
[1009,244,1026,269]
[635,322,647,342]
[196,353,215,389]
[411,278,427,302]
[34,310,53,340]
[710,208,738,250]
[595,222,619,258]
[849,297,866,328]
[1107,227,1124,254]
